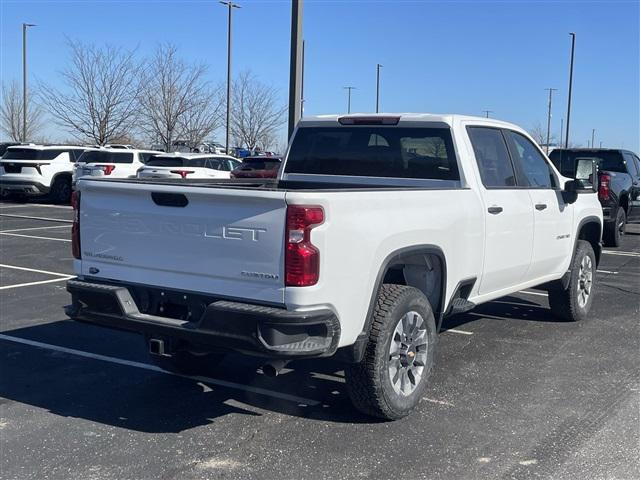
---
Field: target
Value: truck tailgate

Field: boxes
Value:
[78,180,287,304]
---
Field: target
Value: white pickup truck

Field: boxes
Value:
[66,114,603,419]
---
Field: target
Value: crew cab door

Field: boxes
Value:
[467,126,534,295]
[622,152,640,221]
[503,130,573,279]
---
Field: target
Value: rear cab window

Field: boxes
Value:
[550,150,627,176]
[78,151,135,164]
[285,126,459,180]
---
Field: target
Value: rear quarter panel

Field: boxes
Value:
[284,188,484,347]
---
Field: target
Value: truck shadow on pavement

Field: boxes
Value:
[442,294,562,330]
[0,295,560,432]
[0,320,372,432]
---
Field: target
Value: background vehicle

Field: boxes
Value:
[67,114,602,420]
[1,144,92,203]
[230,156,282,178]
[73,148,161,184]
[104,144,134,150]
[137,153,241,179]
[550,148,640,246]
[0,142,21,157]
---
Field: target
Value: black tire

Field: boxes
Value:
[603,207,626,247]
[50,176,72,204]
[548,240,596,322]
[345,284,437,420]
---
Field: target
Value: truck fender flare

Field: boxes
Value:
[561,215,603,288]
[337,245,447,364]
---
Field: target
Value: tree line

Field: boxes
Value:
[0,40,286,151]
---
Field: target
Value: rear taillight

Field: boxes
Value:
[96,164,116,175]
[170,169,194,179]
[285,205,324,287]
[71,191,81,259]
[598,173,611,200]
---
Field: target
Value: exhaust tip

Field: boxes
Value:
[262,360,290,378]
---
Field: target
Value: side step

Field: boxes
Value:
[448,298,476,315]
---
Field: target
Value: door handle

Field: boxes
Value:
[535,203,547,211]
[487,206,503,214]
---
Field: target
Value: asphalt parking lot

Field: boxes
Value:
[0,199,638,480]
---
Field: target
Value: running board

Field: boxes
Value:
[448,298,476,315]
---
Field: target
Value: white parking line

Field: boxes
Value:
[0,232,71,242]
[445,329,473,335]
[597,269,618,274]
[0,334,321,406]
[0,263,71,277]
[0,214,72,223]
[519,290,548,297]
[1,225,70,233]
[0,277,72,290]
[602,250,640,258]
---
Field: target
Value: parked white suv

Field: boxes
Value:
[73,148,161,184]
[67,113,603,419]
[136,153,241,180]
[0,145,93,203]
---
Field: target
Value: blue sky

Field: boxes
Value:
[1,0,638,151]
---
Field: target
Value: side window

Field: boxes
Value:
[634,155,640,177]
[467,127,516,187]
[504,131,556,188]
[622,152,639,175]
[206,159,223,170]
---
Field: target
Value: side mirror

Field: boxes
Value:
[562,159,597,204]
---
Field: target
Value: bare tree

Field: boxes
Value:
[1,80,45,141]
[529,122,557,147]
[230,71,287,151]
[138,44,220,152]
[39,40,141,145]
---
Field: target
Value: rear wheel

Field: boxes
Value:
[603,207,626,247]
[50,176,72,204]
[345,284,437,420]
[548,240,596,321]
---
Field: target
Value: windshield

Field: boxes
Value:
[550,150,626,175]
[2,148,65,161]
[285,126,460,180]
[78,150,134,164]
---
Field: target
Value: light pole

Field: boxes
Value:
[482,110,493,118]
[545,88,557,154]
[560,118,564,147]
[591,128,595,149]
[288,0,303,134]
[375,64,383,113]
[344,86,356,114]
[220,1,240,154]
[565,32,576,148]
[22,23,36,142]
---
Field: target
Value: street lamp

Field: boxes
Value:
[343,86,356,114]
[375,64,383,113]
[220,1,240,155]
[22,23,36,142]
[565,32,576,148]
[482,110,493,118]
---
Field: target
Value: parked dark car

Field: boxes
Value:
[230,156,282,178]
[550,148,640,246]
